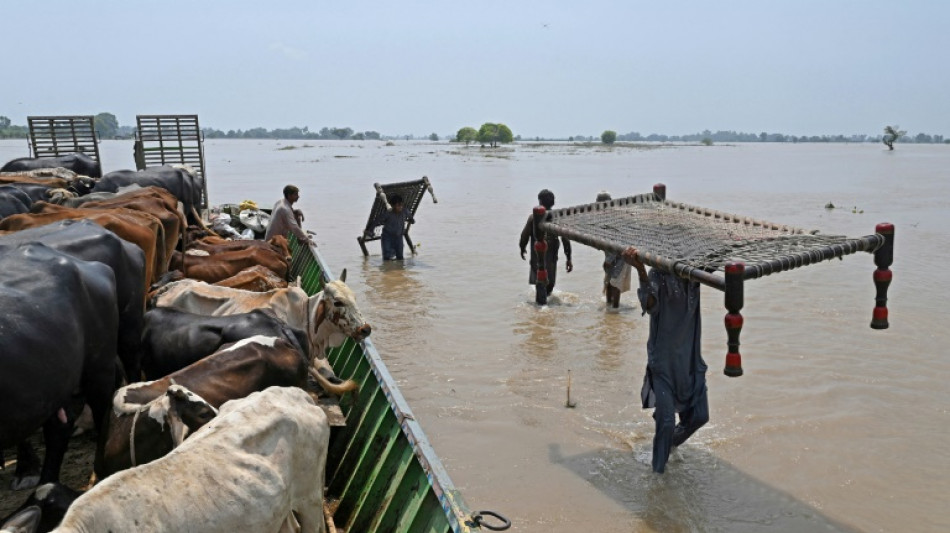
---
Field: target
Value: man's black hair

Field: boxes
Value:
[538,189,555,209]
[390,193,404,205]
[283,185,299,199]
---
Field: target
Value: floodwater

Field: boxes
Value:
[2,139,948,532]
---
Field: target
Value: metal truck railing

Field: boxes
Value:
[134,114,208,209]
[27,115,101,163]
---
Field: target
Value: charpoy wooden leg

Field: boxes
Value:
[871,222,895,329]
[532,206,548,305]
[723,262,745,377]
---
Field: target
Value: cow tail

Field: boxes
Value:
[308,367,358,396]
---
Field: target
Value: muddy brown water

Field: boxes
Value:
[1,140,947,532]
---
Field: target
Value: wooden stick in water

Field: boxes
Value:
[566,370,576,408]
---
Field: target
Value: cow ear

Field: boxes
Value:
[1,504,41,533]
[339,268,347,283]
[313,299,327,331]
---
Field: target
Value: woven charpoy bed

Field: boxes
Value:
[530,184,895,376]
[357,176,437,256]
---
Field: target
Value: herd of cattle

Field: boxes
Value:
[0,154,371,532]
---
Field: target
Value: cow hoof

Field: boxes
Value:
[11,474,40,490]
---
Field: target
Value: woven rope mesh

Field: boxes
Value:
[545,195,877,273]
[362,178,431,239]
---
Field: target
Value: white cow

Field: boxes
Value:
[53,386,330,533]
[151,271,368,395]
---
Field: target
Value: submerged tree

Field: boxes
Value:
[601,130,617,144]
[882,125,906,150]
[456,126,477,145]
[476,122,513,147]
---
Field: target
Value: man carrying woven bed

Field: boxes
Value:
[520,189,573,302]
[623,246,709,473]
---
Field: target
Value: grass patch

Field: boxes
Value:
[277,144,314,151]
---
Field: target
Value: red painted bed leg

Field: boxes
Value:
[532,206,548,305]
[653,183,666,201]
[724,262,745,377]
[871,222,894,329]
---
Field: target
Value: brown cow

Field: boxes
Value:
[94,336,308,479]
[0,174,69,188]
[169,246,289,284]
[80,187,185,266]
[0,168,96,193]
[213,265,289,291]
[0,203,167,285]
[189,234,291,262]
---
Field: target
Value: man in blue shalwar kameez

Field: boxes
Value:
[623,246,709,473]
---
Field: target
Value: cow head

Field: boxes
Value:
[311,269,372,355]
[164,384,218,446]
[267,235,292,262]
[113,382,217,449]
[69,174,97,196]
[305,270,368,396]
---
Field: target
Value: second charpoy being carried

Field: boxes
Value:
[519,189,573,304]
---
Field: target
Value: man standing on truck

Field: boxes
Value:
[265,184,314,245]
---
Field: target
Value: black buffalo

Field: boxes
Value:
[0,219,146,382]
[0,185,33,218]
[93,166,203,223]
[141,308,309,380]
[1,152,101,179]
[0,182,55,204]
[0,243,118,489]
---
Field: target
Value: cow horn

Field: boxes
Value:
[339,268,347,283]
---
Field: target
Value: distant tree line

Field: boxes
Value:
[0,116,27,139]
[201,126,384,141]
[613,129,946,144]
[2,114,948,144]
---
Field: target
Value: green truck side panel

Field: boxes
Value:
[287,236,479,533]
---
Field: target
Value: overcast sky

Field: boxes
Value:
[2,1,947,138]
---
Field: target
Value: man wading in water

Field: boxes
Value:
[623,246,709,473]
[520,189,572,303]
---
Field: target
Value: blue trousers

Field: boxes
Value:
[651,380,709,473]
[381,232,404,260]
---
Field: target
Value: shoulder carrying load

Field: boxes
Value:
[357,176,437,256]
[534,183,895,378]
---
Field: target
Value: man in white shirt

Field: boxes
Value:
[264,184,313,245]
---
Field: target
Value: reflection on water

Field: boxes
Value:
[549,443,860,533]
[3,140,948,532]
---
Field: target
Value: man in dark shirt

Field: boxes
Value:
[380,193,413,260]
[519,189,573,303]
[623,246,709,473]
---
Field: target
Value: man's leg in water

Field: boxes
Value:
[672,386,709,447]
[651,380,676,474]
